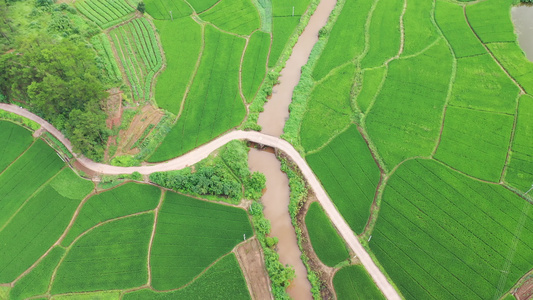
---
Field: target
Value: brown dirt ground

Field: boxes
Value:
[103,88,123,161]
[516,278,533,300]
[234,237,273,300]
[297,193,337,300]
[114,104,163,157]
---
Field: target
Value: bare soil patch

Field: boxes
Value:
[234,237,273,300]
[297,193,336,300]
[114,104,163,157]
[516,278,533,300]
[103,88,123,161]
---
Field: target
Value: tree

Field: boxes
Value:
[137,1,145,13]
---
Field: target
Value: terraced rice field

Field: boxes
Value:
[75,0,134,29]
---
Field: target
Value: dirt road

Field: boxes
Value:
[0,103,401,300]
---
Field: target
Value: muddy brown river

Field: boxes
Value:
[249,0,337,298]
[512,4,533,62]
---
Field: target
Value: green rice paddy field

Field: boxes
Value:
[0,121,254,299]
[288,0,533,298]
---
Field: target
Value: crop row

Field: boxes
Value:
[76,0,133,28]
[150,192,252,290]
[370,159,533,299]
[90,34,122,83]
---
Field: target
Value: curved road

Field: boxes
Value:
[0,103,401,300]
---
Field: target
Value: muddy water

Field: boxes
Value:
[248,148,313,300]
[512,4,533,62]
[257,0,338,136]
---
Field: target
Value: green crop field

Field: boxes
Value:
[242,31,270,102]
[370,159,533,299]
[269,16,300,67]
[75,0,134,29]
[151,192,253,290]
[0,139,65,228]
[144,0,192,19]
[505,95,533,191]
[450,54,518,114]
[465,0,516,43]
[149,25,246,161]
[200,0,260,36]
[435,107,514,182]
[333,265,385,300]
[365,39,453,169]
[0,121,33,173]
[355,66,386,114]
[91,33,123,84]
[124,254,251,299]
[187,0,219,13]
[300,62,356,151]
[305,202,349,267]
[272,0,310,17]
[360,0,403,69]
[306,125,380,234]
[488,42,533,95]
[312,0,371,80]
[401,0,438,57]
[110,18,163,102]
[62,182,161,246]
[52,214,153,294]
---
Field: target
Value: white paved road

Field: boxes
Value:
[0,103,402,300]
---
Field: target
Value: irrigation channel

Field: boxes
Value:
[250,0,337,298]
[511,4,533,62]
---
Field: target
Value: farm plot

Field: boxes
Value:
[269,16,300,68]
[365,39,452,170]
[488,42,533,95]
[150,192,252,290]
[144,0,192,20]
[272,0,310,17]
[300,62,356,152]
[124,254,251,299]
[401,0,438,57]
[187,0,219,13]
[465,0,516,44]
[505,95,533,192]
[200,0,260,36]
[0,139,64,228]
[0,168,92,283]
[355,66,386,114]
[149,26,246,161]
[450,54,519,114]
[305,202,349,267]
[434,0,485,58]
[75,0,134,29]
[435,107,513,182]
[0,121,33,173]
[242,30,270,102]
[9,247,65,300]
[110,18,163,102]
[91,33,122,84]
[306,125,381,234]
[51,214,153,294]
[360,0,403,69]
[152,17,202,114]
[312,0,372,81]
[333,265,385,300]
[370,158,533,300]
[62,182,161,246]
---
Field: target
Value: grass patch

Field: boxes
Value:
[124,254,250,299]
[149,25,246,161]
[360,0,403,69]
[306,125,381,234]
[435,107,513,182]
[450,54,519,114]
[150,192,252,290]
[434,0,486,58]
[0,120,33,173]
[365,39,452,170]
[200,0,260,36]
[50,168,94,200]
[300,62,356,152]
[62,182,161,246]
[370,158,533,299]
[505,94,533,192]
[242,30,270,103]
[305,202,349,267]
[9,247,65,300]
[333,265,385,300]
[52,214,153,294]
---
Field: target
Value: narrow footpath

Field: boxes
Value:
[0,103,401,300]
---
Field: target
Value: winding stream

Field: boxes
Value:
[249,0,337,298]
[511,4,533,62]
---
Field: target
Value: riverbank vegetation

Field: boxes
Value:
[284,0,533,298]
